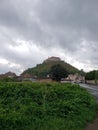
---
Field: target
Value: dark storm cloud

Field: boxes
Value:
[35,0,98,47]
[0,0,98,73]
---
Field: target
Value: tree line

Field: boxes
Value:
[85,70,98,80]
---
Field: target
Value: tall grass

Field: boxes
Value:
[0,82,96,130]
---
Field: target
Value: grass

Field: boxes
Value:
[0,82,96,130]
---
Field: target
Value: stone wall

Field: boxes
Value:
[86,80,98,85]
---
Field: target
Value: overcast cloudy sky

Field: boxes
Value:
[0,0,98,75]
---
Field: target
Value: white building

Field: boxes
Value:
[66,73,85,83]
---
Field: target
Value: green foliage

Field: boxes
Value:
[0,82,96,130]
[85,70,98,80]
[95,70,98,80]
[22,60,79,78]
[79,69,86,76]
[50,64,68,81]
[0,77,16,82]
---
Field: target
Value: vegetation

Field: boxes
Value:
[79,69,86,76]
[0,77,16,82]
[85,70,98,80]
[50,64,68,81]
[0,82,96,130]
[22,60,80,78]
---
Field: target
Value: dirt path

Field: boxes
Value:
[85,112,98,130]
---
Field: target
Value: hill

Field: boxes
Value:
[22,57,81,78]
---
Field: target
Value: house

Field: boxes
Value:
[66,73,85,83]
[20,73,37,82]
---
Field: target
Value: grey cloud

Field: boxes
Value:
[0,0,98,73]
[0,64,11,74]
[35,0,98,44]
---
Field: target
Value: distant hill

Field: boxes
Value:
[22,57,81,78]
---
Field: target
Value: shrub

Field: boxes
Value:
[0,82,96,130]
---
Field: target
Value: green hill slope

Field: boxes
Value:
[22,57,80,78]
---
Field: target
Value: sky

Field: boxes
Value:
[0,0,98,75]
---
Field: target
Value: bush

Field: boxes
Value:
[0,82,96,130]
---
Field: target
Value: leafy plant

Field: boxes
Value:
[50,64,68,81]
[0,82,96,130]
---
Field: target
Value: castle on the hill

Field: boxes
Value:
[44,56,61,63]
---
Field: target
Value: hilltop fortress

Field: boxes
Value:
[44,56,61,63]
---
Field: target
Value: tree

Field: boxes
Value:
[50,64,68,81]
[0,77,16,82]
[85,70,96,80]
[79,69,86,76]
[95,70,98,80]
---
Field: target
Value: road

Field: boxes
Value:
[80,83,98,103]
